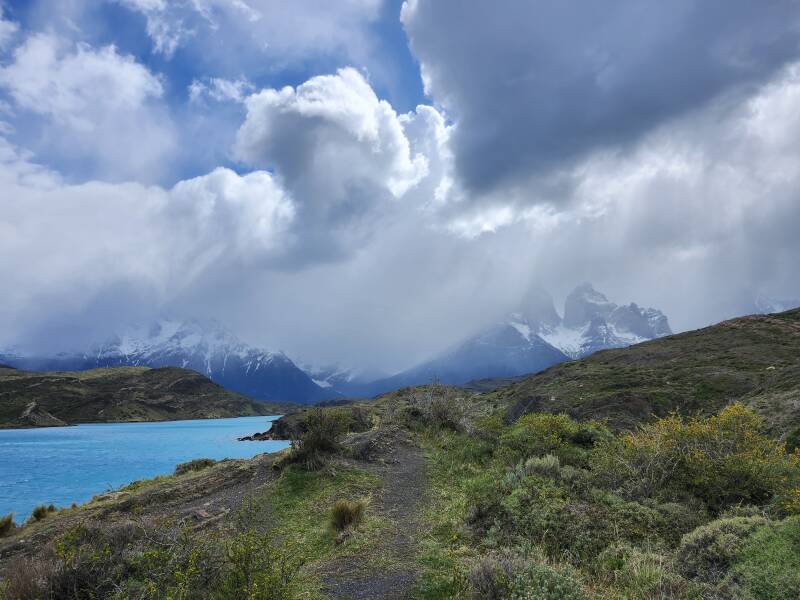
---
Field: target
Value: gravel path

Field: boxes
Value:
[322,438,427,599]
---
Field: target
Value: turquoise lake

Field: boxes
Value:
[0,416,289,523]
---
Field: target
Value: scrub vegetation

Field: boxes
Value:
[1,309,799,598]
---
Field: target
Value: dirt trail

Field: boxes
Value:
[322,439,427,599]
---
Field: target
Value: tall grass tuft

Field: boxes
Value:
[0,513,16,537]
[330,499,365,534]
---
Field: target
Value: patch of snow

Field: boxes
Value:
[312,378,333,388]
[540,324,589,358]
[509,320,532,341]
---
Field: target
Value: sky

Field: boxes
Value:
[1,0,799,372]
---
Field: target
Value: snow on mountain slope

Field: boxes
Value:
[365,283,672,395]
[1,319,332,404]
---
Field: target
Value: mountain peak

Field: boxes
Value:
[563,282,616,328]
[519,285,561,327]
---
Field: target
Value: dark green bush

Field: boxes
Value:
[330,499,365,533]
[0,513,15,537]
[676,515,768,583]
[174,457,216,475]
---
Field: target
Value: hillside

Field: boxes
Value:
[0,365,292,428]
[489,308,800,436]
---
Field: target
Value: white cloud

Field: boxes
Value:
[0,136,295,345]
[233,68,433,262]
[118,0,380,62]
[189,76,254,103]
[0,33,176,181]
[0,6,18,49]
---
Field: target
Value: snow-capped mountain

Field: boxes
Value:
[535,283,671,359]
[0,319,332,404]
[365,283,671,394]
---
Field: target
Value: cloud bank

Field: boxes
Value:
[1,1,799,372]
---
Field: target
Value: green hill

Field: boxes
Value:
[0,365,292,428]
[489,308,800,437]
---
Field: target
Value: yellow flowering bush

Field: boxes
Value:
[592,404,800,511]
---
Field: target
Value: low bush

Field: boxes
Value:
[285,408,353,469]
[593,543,702,599]
[0,513,15,537]
[330,499,365,534]
[524,454,562,479]
[218,531,302,599]
[676,515,768,583]
[497,413,609,467]
[411,384,466,431]
[508,561,587,600]
[174,457,216,475]
[3,519,303,599]
[724,515,800,600]
[467,552,521,599]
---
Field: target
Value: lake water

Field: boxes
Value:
[0,416,289,523]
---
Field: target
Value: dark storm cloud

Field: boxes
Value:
[402,0,800,196]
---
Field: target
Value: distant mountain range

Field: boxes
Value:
[0,319,331,405]
[361,283,672,395]
[1,284,673,403]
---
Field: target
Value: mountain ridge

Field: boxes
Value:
[0,365,291,428]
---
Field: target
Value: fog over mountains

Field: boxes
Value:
[360,283,672,395]
[1,284,681,403]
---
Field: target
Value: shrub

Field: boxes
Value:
[497,413,581,465]
[676,515,768,583]
[524,454,562,479]
[174,457,216,475]
[29,504,56,522]
[330,499,365,534]
[219,531,302,599]
[593,543,701,599]
[724,515,800,600]
[467,553,521,599]
[412,385,466,431]
[287,408,353,469]
[509,561,587,600]
[0,513,16,537]
[591,403,800,511]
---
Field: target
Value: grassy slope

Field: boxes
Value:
[0,365,293,427]
[488,308,800,434]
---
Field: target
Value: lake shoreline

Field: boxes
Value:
[0,415,290,523]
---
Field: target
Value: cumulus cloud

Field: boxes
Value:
[402,0,800,197]
[234,67,430,262]
[0,33,176,181]
[0,137,295,348]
